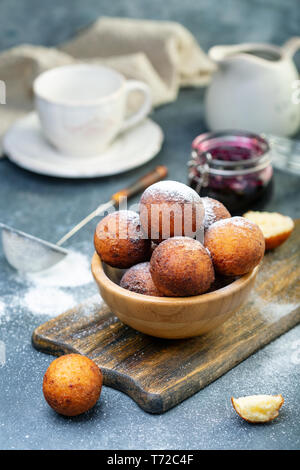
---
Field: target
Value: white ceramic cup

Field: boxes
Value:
[33,64,152,157]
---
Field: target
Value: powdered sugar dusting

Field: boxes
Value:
[160,236,207,252]
[202,197,230,230]
[0,249,97,320]
[213,216,254,230]
[231,217,255,228]
[98,210,145,240]
[141,180,201,203]
[103,210,140,225]
[24,287,77,315]
[0,299,5,316]
[25,251,93,287]
[21,250,95,316]
[254,297,299,321]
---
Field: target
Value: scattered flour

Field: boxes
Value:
[24,287,77,316]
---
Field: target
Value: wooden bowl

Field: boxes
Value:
[91,253,259,339]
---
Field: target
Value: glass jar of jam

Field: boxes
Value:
[188,130,273,214]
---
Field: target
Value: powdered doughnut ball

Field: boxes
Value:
[150,237,215,297]
[43,354,103,416]
[120,262,163,297]
[139,181,204,243]
[202,197,231,231]
[204,217,265,276]
[94,210,151,269]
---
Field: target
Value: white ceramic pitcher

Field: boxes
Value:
[205,38,300,136]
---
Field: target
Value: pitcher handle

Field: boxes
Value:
[282,37,300,57]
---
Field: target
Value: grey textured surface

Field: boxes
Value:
[0,0,300,450]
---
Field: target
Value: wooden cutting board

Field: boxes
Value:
[32,220,300,414]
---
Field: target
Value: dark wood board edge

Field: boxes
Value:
[32,305,300,414]
[32,329,165,414]
[160,306,300,413]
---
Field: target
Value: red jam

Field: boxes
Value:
[189,131,273,214]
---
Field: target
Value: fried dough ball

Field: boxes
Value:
[204,217,265,276]
[150,237,215,297]
[120,262,163,297]
[243,211,294,250]
[43,354,103,416]
[139,181,204,243]
[202,197,231,231]
[94,210,151,269]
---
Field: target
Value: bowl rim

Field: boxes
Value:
[91,252,259,306]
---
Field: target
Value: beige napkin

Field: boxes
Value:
[0,17,215,154]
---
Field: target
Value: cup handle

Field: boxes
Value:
[282,37,300,57]
[120,80,152,133]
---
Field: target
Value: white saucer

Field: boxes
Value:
[3,112,164,178]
